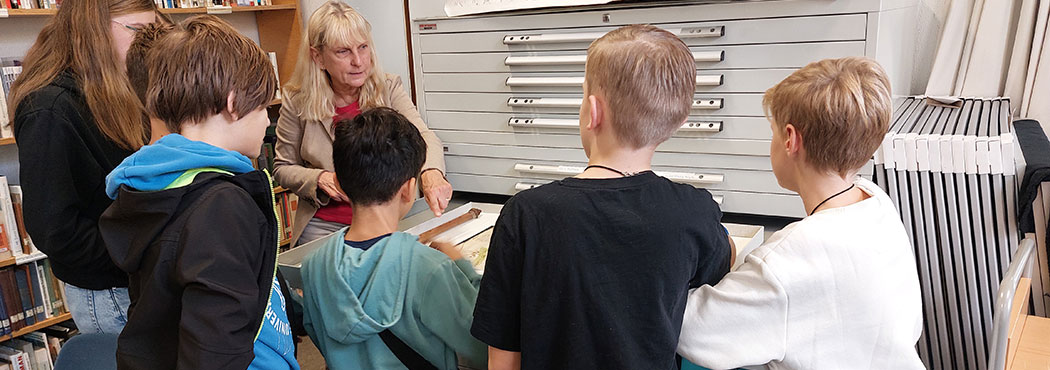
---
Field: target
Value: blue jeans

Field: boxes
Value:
[64,285,130,334]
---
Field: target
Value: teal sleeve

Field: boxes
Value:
[453,258,482,287]
[419,260,488,368]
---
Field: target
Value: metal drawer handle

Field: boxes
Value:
[506,74,723,87]
[514,163,724,185]
[680,121,723,133]
[504,50,723,66]
[508,117,722,133]
[502,26,723,45]
[509,97,723,110]
[507,97,581,108]
[693,98,723,110]
[514,182,546,191]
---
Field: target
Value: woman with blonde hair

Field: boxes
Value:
[276,1,451,246]
[8,0,159,334]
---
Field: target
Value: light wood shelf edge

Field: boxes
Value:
[3,313,72,341]
[1,5,294,17]
[0,138,15,146]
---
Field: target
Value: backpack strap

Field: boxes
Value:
[378,329,439,370]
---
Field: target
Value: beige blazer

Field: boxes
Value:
[274,73,446,245]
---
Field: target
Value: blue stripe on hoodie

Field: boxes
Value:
[105,134,256,199]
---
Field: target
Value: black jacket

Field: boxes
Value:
[100,171,279,370]
[13,71,134,290]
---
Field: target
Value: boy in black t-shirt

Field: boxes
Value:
[470,24,734,370]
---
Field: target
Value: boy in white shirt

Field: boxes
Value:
[676,57,925,370]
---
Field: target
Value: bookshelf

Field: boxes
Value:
[0,138,13,147]
[2,312,70,342]
[0,1,302,86]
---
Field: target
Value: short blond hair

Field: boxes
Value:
[585,24,696,148]
[763,57,892,176]
[284,1,386,122]
[147,15,277,133]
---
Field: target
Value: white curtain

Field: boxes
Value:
[926,0,1050,136]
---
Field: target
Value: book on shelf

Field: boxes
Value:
[0,64,23,140]
[8,188,37,257]
[0,259,66,337]
[0,178,23,259]
[268,52,281,100]
[0,344,29,370]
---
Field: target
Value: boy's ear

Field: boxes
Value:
[587,94,604,131]
[783,123,803,157]
[225,92,240,121]
[398,177,417,203]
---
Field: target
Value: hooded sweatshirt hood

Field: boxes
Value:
[301,231,420,344]
[105,134,256,199]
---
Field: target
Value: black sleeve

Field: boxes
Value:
[689,191,732,289]
[14,106,115,272]
[173,188,266,370]
[470,197,525,351]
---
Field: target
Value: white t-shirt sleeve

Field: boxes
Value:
[677,253,789,369]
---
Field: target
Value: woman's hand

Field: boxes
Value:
[317,171,350,203]
[421,169,453,216]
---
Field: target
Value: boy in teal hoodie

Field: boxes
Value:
[99,16,297,370]
[300,107,487,370]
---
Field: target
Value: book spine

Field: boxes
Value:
[0,289,9,336]
[27,263,45,322]
[13,267,34,327]
[1,269,23,331]
[0,178,22,258]
[33,264,50,319]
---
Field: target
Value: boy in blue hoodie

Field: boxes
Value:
[98,15,298,370]
[300,107,487,370]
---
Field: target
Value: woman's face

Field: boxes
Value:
[110,11,157,69]
[313,39,373,93]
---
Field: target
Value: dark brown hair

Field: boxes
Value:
[147,15,277,132]
[9,0,158,150]
[127,22,174,105]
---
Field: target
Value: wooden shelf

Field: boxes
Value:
[269,98,282,106]
[1,8,57,16]
[2,313,72,341]
[0,138,14,146]
[279,238,291,247]
[0,5,294,17]
[273,186,288,194]
[161,5,295,14]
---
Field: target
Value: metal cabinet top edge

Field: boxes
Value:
[412,0,918,34]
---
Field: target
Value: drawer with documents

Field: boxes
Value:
[421,41,867,73]
[418,13,867,54]
[435,130,770,157]
[426,112,774,140]
[423,69,795,94]
[412,0,917,219]
[444,155,791,194]
[445,172,806,218]
[443,142,775,172]
[425,92,763,117]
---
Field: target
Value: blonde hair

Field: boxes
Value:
[763,57,892,176]
[585,24,696,148]
[10,0,157,150]
[147,16,277,133]
[284,1,386,122]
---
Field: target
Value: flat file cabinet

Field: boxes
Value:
[411,0,917,218]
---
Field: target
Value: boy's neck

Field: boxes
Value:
[795,169,867,215]
[579,144,656,179]
[179,115,239,153]
[345,203,401,242]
